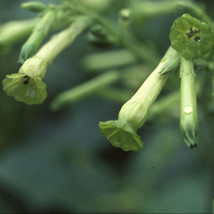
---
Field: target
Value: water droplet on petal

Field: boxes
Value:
[184,106,193,114]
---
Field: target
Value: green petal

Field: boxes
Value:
[2,73,47,105]
[99,120,143,152]
[170,14,214,60]
[180,115,198,148]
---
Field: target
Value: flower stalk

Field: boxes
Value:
[50,70,120,111]
[18,9,56,64]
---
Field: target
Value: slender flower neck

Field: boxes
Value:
[35,16,92,65]
[118,47,179,130]
[19,57,48,79]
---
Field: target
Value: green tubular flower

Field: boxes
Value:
[50,71,120,111]
[99,47,180,151]
[3,16,92,105]
[170,13,214,60]
[3,57,47,105]
[147,90,180,121]
[180,57,199,148]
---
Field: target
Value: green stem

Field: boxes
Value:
[176,1,213,27]
[87,12,160,65]
[83,50,136,71]
[96,87,132,102]
[36,16,92,65]
[21,1,47,12]
[120,31,159,66]
[148,90,180,121]
[133,0,177,19]
[50,70,120,110]
[18,10,56,64]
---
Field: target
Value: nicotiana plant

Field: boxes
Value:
[1,0,214,152]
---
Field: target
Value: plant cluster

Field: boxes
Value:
[1,0,214,152]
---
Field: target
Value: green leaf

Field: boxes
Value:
[99,120,143,152]
[170,14,214,60]
[2,73,47,105]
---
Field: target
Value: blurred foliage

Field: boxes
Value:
[0,0,213,213]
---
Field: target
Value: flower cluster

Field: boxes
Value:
[1,0,214,152]
[99,13,214,151]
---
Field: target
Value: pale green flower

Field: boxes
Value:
[3,57,47,105]
[99,47,180,151]
[99,120,143,151]
[3,16,92,105]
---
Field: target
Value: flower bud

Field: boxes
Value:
[118,47,179,130]
[18,10,55,64]
[180,57,199,148]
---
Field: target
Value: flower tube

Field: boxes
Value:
[18,9,56,64]
[99,47,180,151]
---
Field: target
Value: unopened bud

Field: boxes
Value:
[180,57,199,148]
